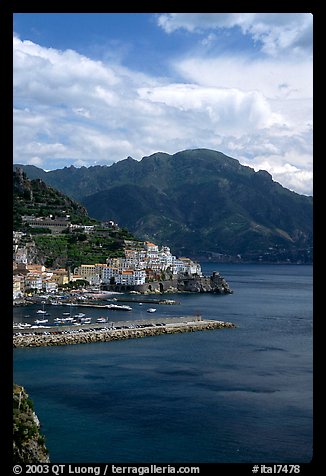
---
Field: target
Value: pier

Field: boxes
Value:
[13,317,236,348]
[66,298,179,308]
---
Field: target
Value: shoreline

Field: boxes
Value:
[13,319,236,348]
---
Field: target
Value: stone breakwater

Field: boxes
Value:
[13,320,236,348]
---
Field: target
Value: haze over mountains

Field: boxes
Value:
[14,149,313,263]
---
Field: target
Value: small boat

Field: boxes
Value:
[36,302,47,314]
[106,304,132,311]
[62,312,71,316]
[80,317,92,324]
[96,317,107,323]
[74,313,86,318]
[34,319,49,324]
[147,308,156,313]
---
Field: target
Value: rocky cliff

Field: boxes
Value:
[178,272,233,293]
[13,384,50,463]
[104,272,233,294]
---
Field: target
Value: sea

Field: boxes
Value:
[13,263,313,464]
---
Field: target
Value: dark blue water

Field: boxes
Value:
[13,264,313,463]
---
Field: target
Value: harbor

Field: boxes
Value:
[13,317,236,348]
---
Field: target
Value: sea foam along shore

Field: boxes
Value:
[13,320,236,348]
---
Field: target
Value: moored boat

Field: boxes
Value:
[80,317,92,324]
[106,304,132,311]
[96,317,107,323]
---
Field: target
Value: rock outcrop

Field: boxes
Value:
[105,272,233,294]
[13,384,50,463]
[177,272,233,293]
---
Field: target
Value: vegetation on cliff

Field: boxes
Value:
[32,227,135,269]
[13,167,94,232]
[13,169,139,269]
[13,384,50,463]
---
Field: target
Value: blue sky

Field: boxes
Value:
[13,13,313,195]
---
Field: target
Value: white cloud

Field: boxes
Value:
[175,55,312,100]
[29,156,44,167]
[241,152,313,195]
[138,84,282,134]
[157,13,313,57]
[13,34,313,195]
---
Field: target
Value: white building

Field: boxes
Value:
[70,224,95,233]
[25,273,43,291]
[102,266,120,283]
[102,267,146,286]
[14,248,28,264]
[42,280,58,293]
[175,258,202,276]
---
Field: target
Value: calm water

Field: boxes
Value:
[13,264,313,463]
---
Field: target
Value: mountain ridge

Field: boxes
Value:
[14,148,313,263]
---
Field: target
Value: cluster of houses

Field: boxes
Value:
[13,232,202,300]
[73,241,202,286]
[13,263,70,299]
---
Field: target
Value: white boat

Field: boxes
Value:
[36,302,47,314]
[147,308,156,313]
[34,319,49,324]
[80,317,92,323]
[96,317,107,323]
[106,304,132,311]
[62,312,71,316]
[74,313,86,318]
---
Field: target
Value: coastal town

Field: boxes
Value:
[13,220,204,302]
[13,215,234,351]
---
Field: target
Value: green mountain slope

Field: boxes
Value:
[13,167,94,231]
[13,168,137,269]
[14,149,313,262]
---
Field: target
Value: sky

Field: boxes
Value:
[13,13,313,195]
